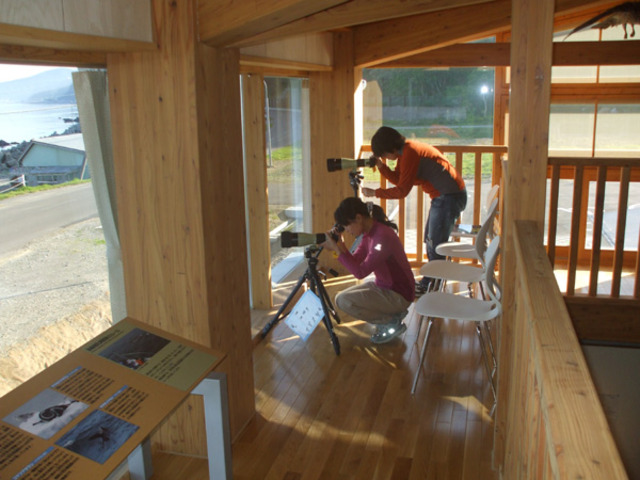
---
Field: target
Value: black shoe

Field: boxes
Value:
[415,277,435,296]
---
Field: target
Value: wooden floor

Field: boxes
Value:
[148,264,639,479]
[152,271,499,480]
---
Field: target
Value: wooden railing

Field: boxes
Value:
[497,220,628,479]
[358,147,639,300]
[546,156,640,299]
[358,144,507,266]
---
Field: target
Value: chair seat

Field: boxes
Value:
[435,241,479,260]
[450,223,481,238]
[414,291,501,322]
[420,260,484,283]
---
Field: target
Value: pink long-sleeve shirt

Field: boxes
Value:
[338,221,415,302]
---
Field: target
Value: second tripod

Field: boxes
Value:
[261,245,341,355]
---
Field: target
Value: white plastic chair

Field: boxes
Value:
[411,236,502,412]
[448,184,499,240]
[422,197,498,302]
[435,195,499,262]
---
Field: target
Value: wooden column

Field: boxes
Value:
[494,0,555,470]
[107,0,254,450]
[309,31,358,272]
[242,72,272,309]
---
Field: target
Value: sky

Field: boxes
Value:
[0,64,62,83]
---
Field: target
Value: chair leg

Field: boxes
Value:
[467,282,474,298]
[411,316,434,394]
[475,322,496,402]
[478,281,486,300]
[482,321,497,373]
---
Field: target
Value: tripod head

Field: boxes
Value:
[304,244,322,258]
[348,169,364,197]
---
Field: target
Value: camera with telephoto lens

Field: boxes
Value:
[280,224,345,248]
[326,155,376,172]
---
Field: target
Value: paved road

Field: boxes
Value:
[0,182,98,257]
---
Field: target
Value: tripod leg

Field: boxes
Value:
[261,272,308,338]
[315,276,340,324]
[309,274,341,355]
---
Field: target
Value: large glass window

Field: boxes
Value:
[361,67,496,257]
[263,77,311,279]
[545,101,640,252]
[552,28,640,83]
[585,181,640,252]
[549,104,596,156]
[362,67,495,145]
[595,104,640,157]
[0,64,111,395]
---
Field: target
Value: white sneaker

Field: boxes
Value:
[371,322,407,344]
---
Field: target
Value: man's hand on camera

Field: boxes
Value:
[361,187,375,197]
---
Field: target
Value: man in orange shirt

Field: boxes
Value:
[361,126,467,294]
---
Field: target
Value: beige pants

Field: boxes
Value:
[335,281,411,325]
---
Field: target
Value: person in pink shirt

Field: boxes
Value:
[322,197,415,344]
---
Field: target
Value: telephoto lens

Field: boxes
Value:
[326,156,376,172]
[280,231,327,248]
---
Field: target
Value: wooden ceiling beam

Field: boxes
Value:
[353,0,619,67]
[553,40,640,66]
[353,0,510,67]
[226,0,493,48]
[0,43,106,67]
[374,41,640,68]
[197,0,348,47]
[375,43,508,68]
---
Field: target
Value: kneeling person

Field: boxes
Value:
[322,197,415,344]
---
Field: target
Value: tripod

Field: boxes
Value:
[261,245,341,355]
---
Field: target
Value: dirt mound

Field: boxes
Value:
[0,217,111,397]
[0,299,111,396]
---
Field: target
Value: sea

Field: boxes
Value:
[0,101,79,144]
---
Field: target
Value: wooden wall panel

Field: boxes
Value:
[0,0,62,30]
[240,32,332,68]
[309,31,358,273]
[0,0,153,43]
[62,0,153,42]
[107,0,253,450]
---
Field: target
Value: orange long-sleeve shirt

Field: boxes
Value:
[375,140,465,199]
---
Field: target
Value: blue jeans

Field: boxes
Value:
[425,190,468,261]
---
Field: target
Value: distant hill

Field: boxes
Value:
[0,68,77,104]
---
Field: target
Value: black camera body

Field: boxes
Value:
[280,223,345,248]
[331,223,345,241]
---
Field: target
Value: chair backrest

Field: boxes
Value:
[482,184,500,222]
[483,235,502,305]
[474,197,499,263]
